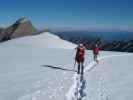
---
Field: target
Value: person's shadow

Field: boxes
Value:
[42,65,77,72]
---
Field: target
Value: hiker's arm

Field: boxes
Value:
[84,46,87,50]
[75,46,78,50]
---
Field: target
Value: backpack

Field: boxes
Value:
[76,47,85,59]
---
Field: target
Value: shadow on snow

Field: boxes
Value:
[42,65,77,72]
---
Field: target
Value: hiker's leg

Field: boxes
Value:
[78,63,80,74]
[79,62,82,74]
[93,54,95,61]
[94,54,96,61]
[81,61,84,75]
[93,55,95,61]
[95,54,98,63]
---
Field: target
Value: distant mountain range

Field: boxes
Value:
[0,18,133,53]
[0,17,37,42]
[53,31,133,52]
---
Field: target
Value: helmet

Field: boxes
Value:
[79,43,83,47]
[95,44,98,48]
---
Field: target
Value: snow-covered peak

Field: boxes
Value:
[0,32,77,49]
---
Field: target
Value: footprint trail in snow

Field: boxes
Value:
[66,61,97,100]
[66,74,86,100]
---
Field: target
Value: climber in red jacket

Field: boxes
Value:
[75,43,85,75]
[92,44,100,63]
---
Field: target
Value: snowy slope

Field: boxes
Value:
[0,32,76,49]
[0,32,133,100]
[84,53,133,100]
[66,52,133,100]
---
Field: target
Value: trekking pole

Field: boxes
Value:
[74,60,76,70]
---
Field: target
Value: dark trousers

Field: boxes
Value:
[77,62,84,75]
[94,54,98,62]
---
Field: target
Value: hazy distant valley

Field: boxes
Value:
[54,31,133,52]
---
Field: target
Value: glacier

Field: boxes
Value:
[0,32,132,100]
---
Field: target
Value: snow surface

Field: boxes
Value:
[0,32,77,49]
[0,32,133,100]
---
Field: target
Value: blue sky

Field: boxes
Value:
[0,0,133,31]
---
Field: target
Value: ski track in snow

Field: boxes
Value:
[17,53,130,100]
[66,53,130,100]
[66,61,97,100]
[66,74,86,100]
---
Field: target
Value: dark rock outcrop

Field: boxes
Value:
[0,17,36,42]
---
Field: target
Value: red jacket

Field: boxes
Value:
[75,46,85,63]
[93,47,100,54]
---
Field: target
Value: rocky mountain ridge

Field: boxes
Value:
[0,17,37,42]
